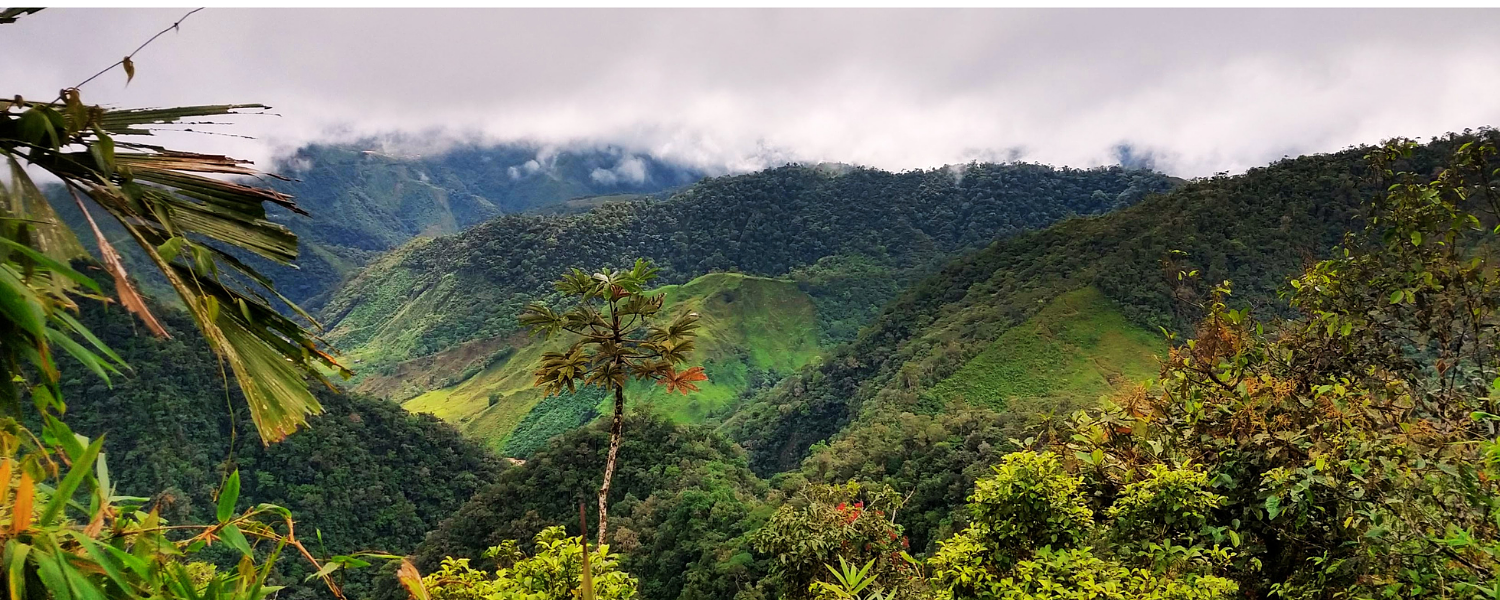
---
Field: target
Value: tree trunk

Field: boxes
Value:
[597,383,625,548]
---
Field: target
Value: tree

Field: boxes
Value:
[926,452,1239,600]
[1051,135,1500,598]
[751,482,924,600]
[419,526,638,600]
[519,259,705,546]
[0,16,348,443]
[0,9,374,600]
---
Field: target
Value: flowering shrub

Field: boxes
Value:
[751,482,922,599]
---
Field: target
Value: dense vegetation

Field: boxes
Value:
[725,135,1472,475]
[410,413,771,600]
[410,133,1500,600]
[50,143,700,310]
[322,163,1173,372]
[57,298,506,599]
[259,144,701,307]
[399,272,823,454]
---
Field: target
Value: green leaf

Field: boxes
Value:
[1389,290,1404,305]
[219,523,253,557]
[6,540,31,600]
[217,469,240,523]
[1410,230,1422,247]
[156,236,186,263]
[1265,495,1282,520]
[302,561,341,583]
[38,436,103,527]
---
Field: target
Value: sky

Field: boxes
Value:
[4,8,1500,177]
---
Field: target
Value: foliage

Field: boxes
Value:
[323,163,1172,370]
[962,453,1093,570]
[410,412,771,600]
[501,388,604,458]
[1,87,349,443]
[54,299,504,600]
[727,134,1469,475]
[1049,134,1500,598]
[927,453,1237,600]
[750,482,923,600]
[790,407,1051,554]
[811,557,889,600]
[519,259,705,545]
[421,526,637,600]
[0,413,355,600]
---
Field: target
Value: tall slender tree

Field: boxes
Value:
[520,259,706,546]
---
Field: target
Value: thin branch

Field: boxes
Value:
[71,8,205,91]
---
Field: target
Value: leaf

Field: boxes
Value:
[5,541,28,600]
[217,469,240,522]
[218,523,253,557]
[1265,495,1282,520]
[39,436,103,527]
[1410,230,1422,247]
[11,470,33,535]
[396,558,429,600]
[67,189,168,338]
[302,561,341,583]
[656,365,708,395]
[121,57,134,85]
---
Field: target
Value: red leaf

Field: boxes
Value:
[656,365,708,395]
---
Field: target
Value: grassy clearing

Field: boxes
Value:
[402,272,824,454]
[927,287,1163,411]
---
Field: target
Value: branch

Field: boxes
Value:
[71,7,205,91]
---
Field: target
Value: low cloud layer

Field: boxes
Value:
[4,8,1499,177]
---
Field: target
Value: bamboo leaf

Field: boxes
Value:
[219,523,253,557]
[38,436,103,527]
[216,470,240,523]
[11,471,33,534]
[5,541,28,600]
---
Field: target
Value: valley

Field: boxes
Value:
[7,8,1497,600]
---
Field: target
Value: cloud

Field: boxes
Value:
[3,8,1498,177]
[590,155,650,185]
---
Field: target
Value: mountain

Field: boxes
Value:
[257,143,705,307]
[724,135,1469,475]
[320,162,1176,406]
[49,142,703,311]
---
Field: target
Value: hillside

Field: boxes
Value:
[399,272,824,455]
[321,163,1176,385]
[923,286,1162,410]
[49,143,701,310]
[55,294,506,600]
[726,135,1470,474]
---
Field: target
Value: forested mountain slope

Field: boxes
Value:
[50,143,700,309]
[401,272,823,455]
[406,412,773,600]
[56,295,506,599]
[322,163,1174,383]
[260,143,702,306]
[726,135,1469,475]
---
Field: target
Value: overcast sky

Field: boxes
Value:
[4,8,1499,177]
